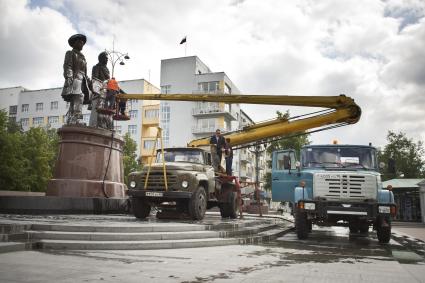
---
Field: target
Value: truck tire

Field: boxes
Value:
[131,198,151,219]
[220,191,239,219]
[295,210,309,240]
[377,216,391,243]
[188,186,207,220]
[359,221,369,234]
[349,222,359,233]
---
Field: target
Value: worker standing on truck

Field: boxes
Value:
[224,138,233,176]
[210,128,226,162]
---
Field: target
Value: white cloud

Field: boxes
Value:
[0,0,424,147]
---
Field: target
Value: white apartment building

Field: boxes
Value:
[0,79,159,156]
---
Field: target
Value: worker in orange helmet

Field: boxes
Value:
[106,77,119,109]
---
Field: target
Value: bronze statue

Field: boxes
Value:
[90,52,112,129]
[61,34,91,124]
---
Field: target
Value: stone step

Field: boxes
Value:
[219,223,280,237]
[205,218,278,231]
[0,223,32,234]
[0,242,27,253]
[27,230,220,241]
[35,237,239,250]
[30,223,206,233]
[0,233,28,242]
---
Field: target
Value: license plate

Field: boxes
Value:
[145,192,163,197]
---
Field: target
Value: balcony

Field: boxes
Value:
[191,126,217,135]
[142,116,159,125]
[191,105,237,121]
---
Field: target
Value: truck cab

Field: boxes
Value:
[128,147,239,220]
[272,144,396,243]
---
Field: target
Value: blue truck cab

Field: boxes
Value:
[272,144,396,243]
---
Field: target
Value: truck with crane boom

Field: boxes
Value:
[117,93,395,231]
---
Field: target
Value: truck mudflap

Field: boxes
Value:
[128,189,192,200]
[297,200,396,219]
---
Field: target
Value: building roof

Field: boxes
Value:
[382,178,425,189]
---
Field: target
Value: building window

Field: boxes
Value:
[83,114,90,124]
[224,83,231,94]
[161,85,171,94]
[114,125,122,134]
[128,125,137,135]
[21,118,29,127]
[129,110,138,119]
[9,105,17,115]
[198,81,219,93]
[36,103,43,111]
[198,118,217,131]
[48,116,59,124]
[143,140,156,150]
[51,101,58,110]
[33,117,44,126]
[160,102,170,147]
[144,109,159,118]
[22,104,29,112]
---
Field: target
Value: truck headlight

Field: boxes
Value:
[304,202,316,210]
[182,180,189,188]
[378,206,390,214]
[130,181,136,188]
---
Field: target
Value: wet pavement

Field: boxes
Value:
[1,215,425,282]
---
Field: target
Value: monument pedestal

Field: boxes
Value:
[47,125,127,198]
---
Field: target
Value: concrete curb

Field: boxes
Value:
[0,196,128,214]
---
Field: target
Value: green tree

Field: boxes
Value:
[0,110,59,192]
[0,110,26,191]
[20,127,59,192]
[264,111,311,191]
[378,131,425,181]
[123,133,142,185]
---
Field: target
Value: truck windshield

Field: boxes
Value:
[301,147,377,170]
[156,150,204,164]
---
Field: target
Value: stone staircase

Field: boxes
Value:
[0,214,293,252]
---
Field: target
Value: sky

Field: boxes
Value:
[0,0,424,148]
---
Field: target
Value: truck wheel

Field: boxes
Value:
[131,198,151,219]
[359,221,369,234]
[295,210,309,240]
[188,186,207,220]
[222,191,239,219]
[349,222,359,233]
[377,216,391,243]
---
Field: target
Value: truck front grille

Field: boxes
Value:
[313,172,377,201]
[139,172,177,191]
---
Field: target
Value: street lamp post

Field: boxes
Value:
[105,41,130,77]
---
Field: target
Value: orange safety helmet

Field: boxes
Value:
[107,77,119,91]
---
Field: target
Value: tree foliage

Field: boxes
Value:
[378,131,425,180]
[0,110,58,192]
[123,133,142,185]
[264,111,311,191]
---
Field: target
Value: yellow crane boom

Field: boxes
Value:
[118,93,361,147]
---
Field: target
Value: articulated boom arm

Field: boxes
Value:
[119,93,361,147]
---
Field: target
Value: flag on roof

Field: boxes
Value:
[179,36,187,44]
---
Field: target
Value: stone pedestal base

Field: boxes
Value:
[47,125,127,198]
